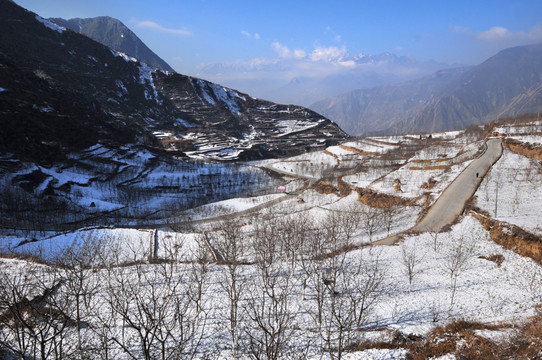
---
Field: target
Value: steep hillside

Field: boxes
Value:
[50,16,175,72]
[409,43,542,133]
[0,0,347,166]
[311,67,470,135]
[2,117,541,359]
[312,43,542,135]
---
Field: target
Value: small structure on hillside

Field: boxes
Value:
[393,179,403,193]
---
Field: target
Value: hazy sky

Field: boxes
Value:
[14,0,542,102]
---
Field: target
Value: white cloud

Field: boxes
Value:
[310,46,347,62]
[196,42,443,105]
[272,42,306,59]
[293,49,306,59]
[454,24,542,44]
[135,20,192,37]
[477,26,510,41]
[241,30,260,40]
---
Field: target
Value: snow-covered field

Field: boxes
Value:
[1,122,541,359]
[1,215,540,359]
[475,147,542,235]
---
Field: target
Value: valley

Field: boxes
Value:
[2,116,541,359]
[1,1,542,359]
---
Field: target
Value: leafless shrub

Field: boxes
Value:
[442,235,474,309]
[214,219,247,357]
[400,243,423,293]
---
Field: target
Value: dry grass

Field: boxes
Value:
[409,165,449,171]
[505,139,542,163]
[345,315,542,359]
[356,187,411,208]
[478,254,505,267]
[469,210,542,265]
[339,144,378,156]
[313,178,352,197]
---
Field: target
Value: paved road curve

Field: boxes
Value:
[374,138,503,245]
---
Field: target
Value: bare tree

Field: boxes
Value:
[400,243,422,293]
[55,235,103,356]
[381,204,399,237]
[301,215,384,360]
[0,262,74,360]
[189,234,212,315]
[214,219,247,358]
[361,206,383,242]
[430,231,439,252]
[277,213,310,269]
[0,265,37,358]
[243,220,298,360]
[443,235,473,308]
[316,249,384,360]
[104,244,207,360]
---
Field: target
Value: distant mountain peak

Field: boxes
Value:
[311,42,542,135]
[49,16,175,72]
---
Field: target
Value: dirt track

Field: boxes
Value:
[374,138,503,245]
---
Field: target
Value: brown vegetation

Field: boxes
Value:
[409,164,449,171]
[411,158,449,163]
[323,149,341,164]
[339,144,378,156]
[348,314,542,359]
[355,188,410,208]
[478,254,505,267]
[468,208,542,265]
[420,177,437,190]
[313,178,352,197]
[505,138,542,163]
[393,179,402,193]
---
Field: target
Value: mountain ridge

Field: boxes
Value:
[311,43,542,135]
[0,0,347,166]
[49,16,175,72]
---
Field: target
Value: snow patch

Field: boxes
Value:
[113,50,137,63]
[209,83,241,113]
[274,119,321,137]
[35,15,65,33]
[139,62,161,104]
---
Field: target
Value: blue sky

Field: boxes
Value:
[14,0,542,103]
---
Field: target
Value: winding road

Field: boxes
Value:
[170,138,503,250]
[375,138,503,245]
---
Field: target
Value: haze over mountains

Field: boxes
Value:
[198,52,450,107]
[311,43,542,136]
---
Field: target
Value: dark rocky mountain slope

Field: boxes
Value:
[50,16,175,72]
[311,43,542,135]
[0,0,347,166]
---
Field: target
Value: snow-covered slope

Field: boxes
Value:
[1,118,541,359]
